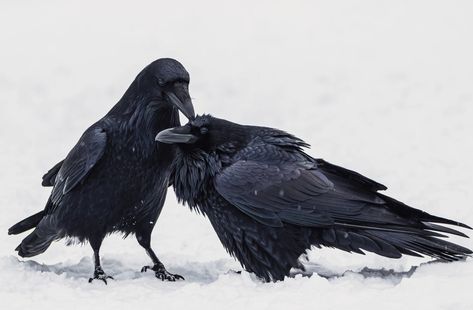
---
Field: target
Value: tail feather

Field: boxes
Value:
[15,227,58,258]
[8,211,44,235]
[14,214,60,258]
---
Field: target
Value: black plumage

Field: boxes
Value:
[8,58,195,283]
[156,114,472,282]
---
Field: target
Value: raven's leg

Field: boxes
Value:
[136,230,184,281]
[88,237,114,284]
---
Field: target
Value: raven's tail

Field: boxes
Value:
[15,223,59,258]
[8,211,45,235]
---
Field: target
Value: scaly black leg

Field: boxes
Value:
[88,237,114,284]
[136,230,184,281]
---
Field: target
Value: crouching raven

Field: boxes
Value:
[9,58,195,283]
[156,114,472,282]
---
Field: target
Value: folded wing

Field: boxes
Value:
[50,126,107,207]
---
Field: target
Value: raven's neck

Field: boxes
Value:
[171,150,221,210]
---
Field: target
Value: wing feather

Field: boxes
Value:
[50,126,107,206]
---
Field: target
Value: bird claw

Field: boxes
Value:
[88,267,114,284]
[141,265,184,281]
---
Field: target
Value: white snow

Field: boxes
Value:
[1,1,472,309]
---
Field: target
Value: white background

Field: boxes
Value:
[0,1,472,309]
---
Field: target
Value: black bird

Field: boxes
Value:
[156,115,472,282]
[8,58,195,283]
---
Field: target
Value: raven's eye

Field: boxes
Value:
[157,78,165,86]
[200,127,209,135]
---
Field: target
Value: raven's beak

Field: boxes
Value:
[155,126,198,144]
[165,83,195,120]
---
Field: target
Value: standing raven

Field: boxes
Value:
[156,115,472,282]
[8,58,195,283]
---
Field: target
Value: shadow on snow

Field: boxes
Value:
[5,255,468,285]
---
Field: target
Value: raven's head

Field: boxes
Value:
[138,58,195,120]
[156,114,246,208]
[155,114,248,153]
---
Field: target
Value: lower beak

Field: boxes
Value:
[155,126,197,144]
[165,83,195,120]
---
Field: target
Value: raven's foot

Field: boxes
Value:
[88,267,114,284]
[141,264,184,281]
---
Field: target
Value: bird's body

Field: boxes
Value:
[49,108,177,242]
[157,115,472,282]
[9,58,195,282]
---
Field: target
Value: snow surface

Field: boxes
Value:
[1,0,473,309]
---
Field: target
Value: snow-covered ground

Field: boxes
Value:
[1,0,472,309]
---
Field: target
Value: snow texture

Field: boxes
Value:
[1,0,472,309]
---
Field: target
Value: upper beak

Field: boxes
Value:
[155,126,198,144]
[165,83,195,120]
